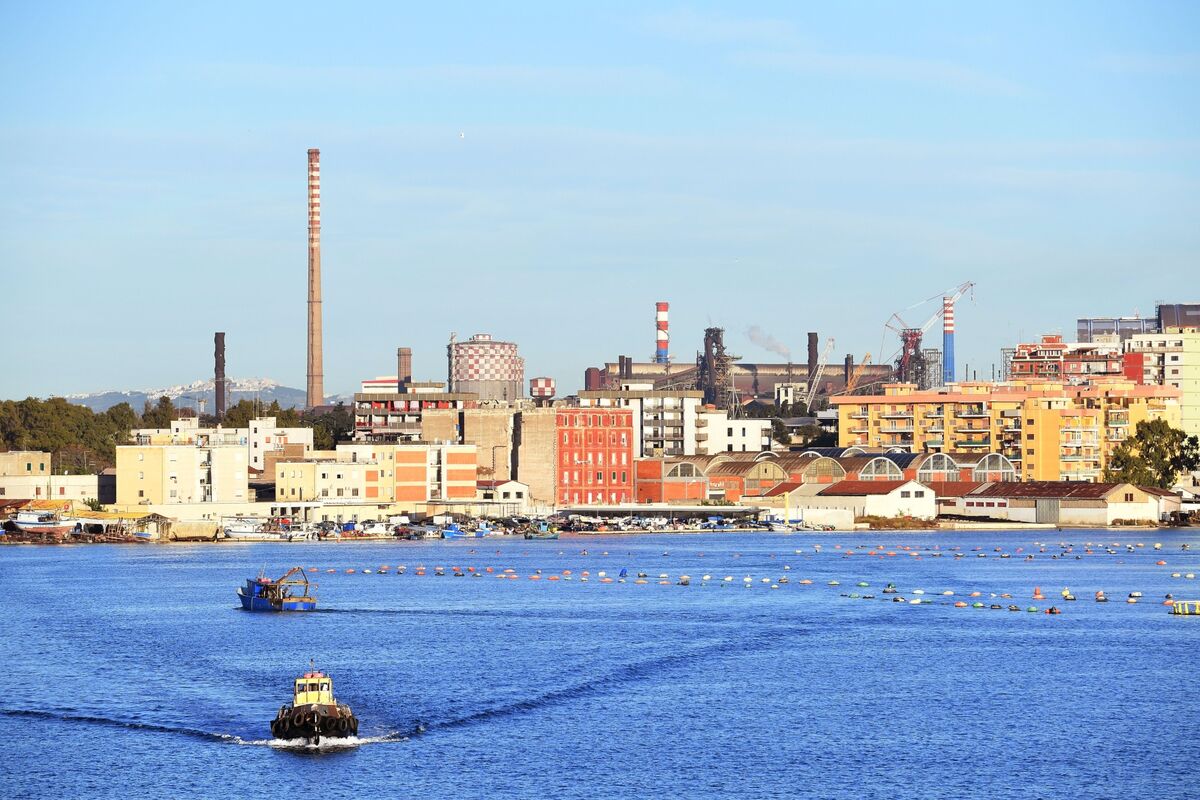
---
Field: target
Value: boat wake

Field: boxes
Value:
[429,626,805,731]
[259,731,413,749]
[0,708,416,748]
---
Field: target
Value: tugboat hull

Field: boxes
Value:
[270,702,358,742]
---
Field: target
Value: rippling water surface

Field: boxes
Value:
[3,531,1198,799]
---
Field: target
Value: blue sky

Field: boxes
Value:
[2,1,1197,399]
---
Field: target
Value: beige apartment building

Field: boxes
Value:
[116,442,249,504]
[274,442,478,507]
[833,379,1181,482]
[1125,330,1200,437]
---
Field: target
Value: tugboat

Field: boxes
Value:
[270,664,359,743]
[237,567,317,612]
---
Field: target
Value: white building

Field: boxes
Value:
[0,473,100,502]
[132,416,312,473]
[578,384,703,458]
[696,408,772,454]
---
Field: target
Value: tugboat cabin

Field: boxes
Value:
[295,672,335,706]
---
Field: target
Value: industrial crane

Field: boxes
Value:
[885,281,975,387]
[844,353,872,394]
[803,337,835,412]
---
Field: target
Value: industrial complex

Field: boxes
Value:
[4,148,1199,535]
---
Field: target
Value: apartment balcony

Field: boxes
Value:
[924,439,945,448]
[958,439,992,448]
[1003,425,1021,433]
[696,432,708,442]
[955,427,990,434]
[880,411,914,420]
[924,411,945,419]
[1000,409,1021,419]
[849,427,869,434]
[880,426,914,434]
[955,409,988,418]
[849,412,869,420]
[926,425,945,434]
[1062,425,1099,433]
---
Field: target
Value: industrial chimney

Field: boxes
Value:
[942,295,955,385]
[306,148,324,409]
[214,332,227,421]
[655,302,669,364]
[807,332,818,380]
[396,347,412,389]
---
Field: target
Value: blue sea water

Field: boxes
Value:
[2,531,1198,800]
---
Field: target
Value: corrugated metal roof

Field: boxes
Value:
[969,481,1131,500]
[818,480,912,497]
[930,481,988,498]
[880,452,922,468]
[762,482,802,497]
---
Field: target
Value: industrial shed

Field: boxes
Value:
[948,482,1162,525]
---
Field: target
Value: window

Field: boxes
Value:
[1026,434,1034,440]
[914,491,925,497]
[169,489,177,498]
[0,488,4,496]
[1026,449,1034,456]
[138,490,144,498]
[352,488,359,497]
[39,462,45,471]
[1124,492,1134,502]
[901,490,911,498]
[138,471,144,479]
[727,427,733,436]
[336,488,344,497]
[59,487,65,496]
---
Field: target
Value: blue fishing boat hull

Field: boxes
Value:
[237,589,316,612]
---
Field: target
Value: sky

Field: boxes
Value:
[2,1,1197,399]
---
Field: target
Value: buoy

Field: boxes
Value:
[1033,587,1045,600]
[856,581,869,587]
[1156,560,1167,566]
[954,601,968,608]
[799,579,813,585]
[828,580,840,586]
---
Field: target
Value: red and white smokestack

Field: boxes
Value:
[306,148,324,408]
[655,301,669,364]
[942,295,956,384]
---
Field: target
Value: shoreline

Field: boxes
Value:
[2,522,1187,546]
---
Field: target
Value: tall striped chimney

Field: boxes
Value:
[306,148,324,408]
[655,301,669,364]
[942,295,955,384]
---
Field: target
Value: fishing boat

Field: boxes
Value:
[524,521,559,540]
[270,664,358,744]
[9,509,75,537]
[237,567,317,612]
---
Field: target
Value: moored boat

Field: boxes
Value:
[270,666,358,744]
[237,567,317,611]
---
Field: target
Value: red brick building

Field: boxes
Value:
[556,408,635,505]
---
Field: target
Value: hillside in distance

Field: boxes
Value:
[63,378,316,413]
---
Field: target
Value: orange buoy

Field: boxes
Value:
[1156,560,1167,566]
[1033,586,1045,600]
[954,601,968,608]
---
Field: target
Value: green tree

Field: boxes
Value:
[104,403,139,444]
[1103,419,1200,489]
[306,402,353,449]
[141,396,177,429]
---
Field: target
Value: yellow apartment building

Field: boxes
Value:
[0,451,51,477]
[116,442,249,504]
[833,379,1180,482]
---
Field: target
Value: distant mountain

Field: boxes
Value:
[64,378,316,413]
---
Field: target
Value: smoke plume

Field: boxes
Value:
[746,326,791,360]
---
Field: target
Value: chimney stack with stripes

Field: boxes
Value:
[655,301,670,364]
[942,295,955,384]
[306,148,324,408]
